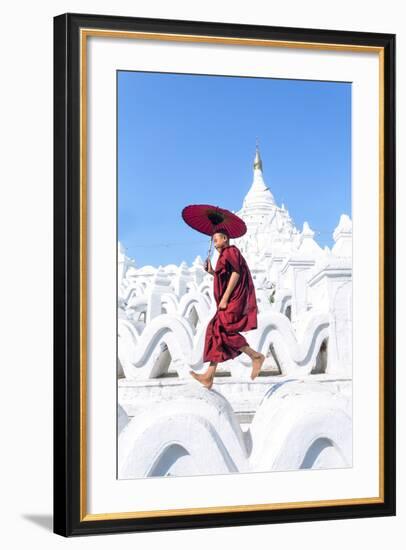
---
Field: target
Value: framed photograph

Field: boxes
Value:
[53,12,396,537]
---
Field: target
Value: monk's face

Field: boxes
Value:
[213,232,229,251]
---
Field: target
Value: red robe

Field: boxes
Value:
[203,244,258,363]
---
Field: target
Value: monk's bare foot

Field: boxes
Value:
[189,370,214,389]
[250,353,265,380]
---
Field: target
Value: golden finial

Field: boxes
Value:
[254,138,263,170]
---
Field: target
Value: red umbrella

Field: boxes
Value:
[181,204,247,260]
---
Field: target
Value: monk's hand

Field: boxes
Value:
[204,258,213,274]
[218,297,228,310]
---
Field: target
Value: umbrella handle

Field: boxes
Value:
[207,235,213,261]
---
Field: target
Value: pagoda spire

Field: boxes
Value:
[254,138,263,171]
[240,140,275,209]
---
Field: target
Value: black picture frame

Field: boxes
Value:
[53,12,396,537]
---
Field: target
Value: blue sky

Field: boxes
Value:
[118,71,351,267]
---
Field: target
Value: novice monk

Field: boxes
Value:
[190,229,265,389]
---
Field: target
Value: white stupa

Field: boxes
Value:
[232,144,302,266]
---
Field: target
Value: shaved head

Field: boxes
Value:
[213,229,230,239]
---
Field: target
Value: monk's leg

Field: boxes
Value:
[189,362,218,389]
[238,345,266,380]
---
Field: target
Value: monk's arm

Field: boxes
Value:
[205,259,215,275]
[222,271,240,302]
